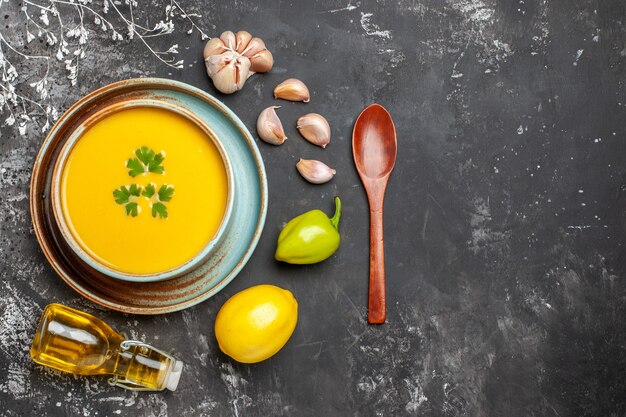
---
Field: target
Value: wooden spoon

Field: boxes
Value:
[352,104,397,324]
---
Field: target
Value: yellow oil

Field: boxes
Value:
[30,304,175,390]
[116,344,173,390]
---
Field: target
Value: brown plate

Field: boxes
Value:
[30,78,268,314]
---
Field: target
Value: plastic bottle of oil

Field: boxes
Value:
[30,304,183,391]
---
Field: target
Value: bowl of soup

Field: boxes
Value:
[49,99,234,282]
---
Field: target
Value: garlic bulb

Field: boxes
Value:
[204,30,274,94]
[257,106,287,145]
[274,79,310,102]
[296,113,331,148]
[296,159,336,184]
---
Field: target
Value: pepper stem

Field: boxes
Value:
[330,196,342,230]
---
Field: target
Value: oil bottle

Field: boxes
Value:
[30,304,183,391]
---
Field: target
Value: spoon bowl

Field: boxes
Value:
[352,104,397,324]
[353,105,397,179]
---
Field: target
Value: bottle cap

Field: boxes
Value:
[164,359,183,391]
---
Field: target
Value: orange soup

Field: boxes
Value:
[60,106,229,275]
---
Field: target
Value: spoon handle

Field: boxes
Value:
[368,207,386,324]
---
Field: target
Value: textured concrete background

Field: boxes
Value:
[1,0,626,416]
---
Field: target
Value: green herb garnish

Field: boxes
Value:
[114,147,175,219]
[113,184,142,217]
[152,202,168,219]
[158,184,175,202]
[125,202,139,217]
[126,146,165,177]
[142,183,156,198]
[150,185,174,219]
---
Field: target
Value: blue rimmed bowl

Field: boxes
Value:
[30,78,268,314]
[49,99,236,282]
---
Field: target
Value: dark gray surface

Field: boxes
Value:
[1,0,625,416]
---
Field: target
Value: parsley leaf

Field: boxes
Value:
[126,147,165,177]
[113,184,141,204]
[128,184,142,197]
[136,146,155,165]
[113,186,131,204]
[125,202,139,217]
[142,183,156,198]
[126,158,144,177]
[152,202,168,219]
[148,153,165,174]
[113,185,142,216]
[158,184,175,202]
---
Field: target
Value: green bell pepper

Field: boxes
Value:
[275,196,342,264]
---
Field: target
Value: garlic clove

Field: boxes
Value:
[205,51,233,78]
[296,159,336,184]
[250,49,274,73]
[257,106,287,145]
[220,31,236,50]
[242,37,267,58]
[211,64,239,94]
[235,31,252,53]
[274,78,310,102]
[209,54,251,94]
[234,56,251,90]
[296,113,331,148]
[203,38,226,60]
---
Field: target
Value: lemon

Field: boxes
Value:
[214,284,298,363]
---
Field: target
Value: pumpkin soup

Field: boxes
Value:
[59,106,229,275]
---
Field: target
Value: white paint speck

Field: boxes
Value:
[359,13,392,39]
[517,125,524,135]
[379,48,406,68]
[453,0,494,22]
[573,49,583,66]
[404,377,428,412]
[219,362,252,417]
[327,3,359,13]
[568,225,591,230]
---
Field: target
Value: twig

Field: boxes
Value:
[0,0,208,135]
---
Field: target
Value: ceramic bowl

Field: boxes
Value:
[49,99,235,282]
[30,78,267,314]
